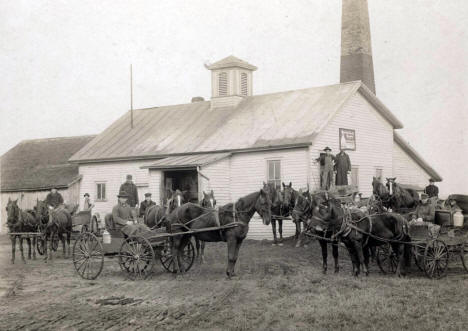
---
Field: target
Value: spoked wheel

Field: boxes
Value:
[160,238,195,273]
[423,239,449,279]
[51,235,59,251]
[376,244,399,274]
[119,236,155,280]
[73,232,104,280]
[413,244,425,271]
[460,243,468,273]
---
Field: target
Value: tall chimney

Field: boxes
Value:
[340,0,376,94]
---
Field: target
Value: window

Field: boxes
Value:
[267,160,281,189]
[241,72,248,96]
[375,168,383,181]
[351,167,359,189]
[218,72,228,96]
[96,183,106,201]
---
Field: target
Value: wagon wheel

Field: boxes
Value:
[412,244,425,272]
[72,232,104,280]
[119,236,155,280]
[460,243,468,273]
[376,244,398,274]
[51,235,59,251]
[423,239,449,279]
[160,238,195,273]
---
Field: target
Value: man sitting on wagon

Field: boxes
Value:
[105,191,150,237]
[412,193,436,223]
[139,193,156,221]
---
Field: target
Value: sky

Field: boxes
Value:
[1,0,467,197]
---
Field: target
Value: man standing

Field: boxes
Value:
[105,191,149,236]
[316,147,336,190]
[335,149,351,186]
[425,179,439,198]
[45,187,64,208]
[83,193,94,211]
[119,174,139,207]
[139,193,156,219]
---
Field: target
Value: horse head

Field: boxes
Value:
[168,189,185,213]
[35,200,50,226]
[254,188,272,226]
[386,177,397,196]
[201,190,216,208]
[282,182,297,210]
[6,198,20,229]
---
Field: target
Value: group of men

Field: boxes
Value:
[316,146,352,190]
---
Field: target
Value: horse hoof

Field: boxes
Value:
[10,260,14,264]
[334,268,339,274]
[272,243,277,246]
[304,245,308,248]
[278,243,284,247]
[322,269,327,275]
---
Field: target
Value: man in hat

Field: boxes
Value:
[139,193,156,219]
[105,191,149,236]
[315,147,336,190]
[119,174,139,207]
[83,193,94,211]
[425,179,439,198]
[45,187,64,209]
[414,193,436,223]
[335,149,352,186]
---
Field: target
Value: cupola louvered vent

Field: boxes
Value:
[218,72,228,96]
[241,72,248,96]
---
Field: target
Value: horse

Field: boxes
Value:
[196,190,217,263]
[36,200,73,261]
[5,198,39,263]
[371,177,390,211]
[144,189,185,229]
[265,182,291,246]
[292,191,341,274]
[164,189,272,278]
[386,178,419,210]
[324,196,412,277]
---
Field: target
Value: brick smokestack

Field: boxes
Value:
[340,0,376,94]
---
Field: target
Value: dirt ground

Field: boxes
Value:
[0,234,467,331]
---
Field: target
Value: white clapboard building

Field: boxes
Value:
[69,57,441,240]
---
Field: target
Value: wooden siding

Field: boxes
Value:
[310,92,394,196]
[229,149,309,240]
[392,141,430,189]
[199,158,231,205]
[148,170,162,204]
[78,160,155,218]
[0,187,75,233]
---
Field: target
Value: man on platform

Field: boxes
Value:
[425,179,439,198]
[139,193,156,220]
[335,149,351,186]
[316,147,336,190]
[119,174,139,207]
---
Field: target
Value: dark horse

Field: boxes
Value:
[144,189,185,229]
[386,177,419,210]
[36,200,73,262]
[324,196,412,277]
[196,190,217,263]
[262,182,288,245]
[6,198,39,263]
[292,191,340,274]
[164,189,272,278]
[371,177,391,211]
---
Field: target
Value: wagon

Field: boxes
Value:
[376,223,468,279]
[72,222,239,280]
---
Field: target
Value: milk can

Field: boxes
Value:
[453,211,464,227]
[102,229,111,244]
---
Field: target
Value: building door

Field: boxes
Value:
[163,169,199,203]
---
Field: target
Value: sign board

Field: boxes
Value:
[339,128,356,151]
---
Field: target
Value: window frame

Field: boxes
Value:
[375,167,383,182]
[266,159,281,190]
[95,182,107,202]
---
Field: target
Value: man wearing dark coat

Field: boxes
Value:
[425,179,439,198]
[315,147,336,190]
[119,174,139,208]
[139,193,156,219]
[105,191,149,236]
[335,149,352,186]
[45,187,64,208]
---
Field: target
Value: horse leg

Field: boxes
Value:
[363,246,370,276]
[26,237,32,259]
[295,228,304,248]
[332,241,339,273]
[392,243,408,277]
[319,238,328,274]
[200,241,205,264]
[343,239,359,277]
[19,237,26,263]
[43,234,48,263]
[294,221,300,240]
[48,233,54,262]
[271,219,278,245]
[278,219,283,245]
[10,236,16,264]
[195,238,200,262]
[32,236,37,260]
[352,240,366,276]
[177,236,191,273]
[67,232,71,258]
[226,237,243,278]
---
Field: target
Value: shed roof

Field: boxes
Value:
[142,153,231,170]
[1,135,96,192]
[394,132,442,182]
[70,81,402,163]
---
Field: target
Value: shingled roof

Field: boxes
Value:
[1,135,96,192]
[70,81,402,163]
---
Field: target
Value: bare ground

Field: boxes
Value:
[0,234,467,331]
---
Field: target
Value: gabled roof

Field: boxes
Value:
[394,132,442,182]
[142,153,231,170]
[206,55,257,71]
[69,81,403,163]
[1,135,96,192]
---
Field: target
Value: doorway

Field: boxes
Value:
[162,169,199,203]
